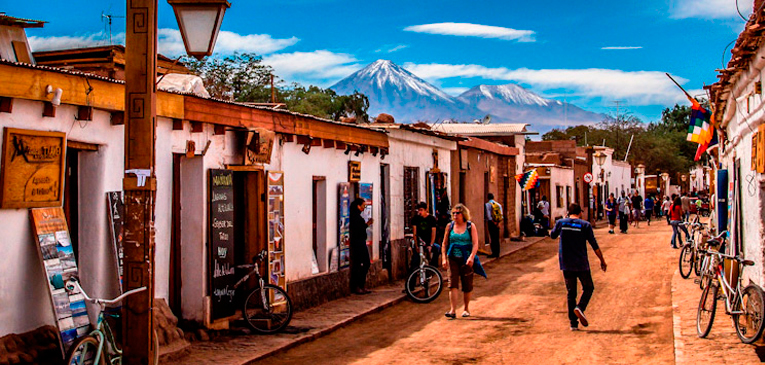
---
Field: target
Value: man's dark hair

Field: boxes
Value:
[568,203,582,216]
[350,198,365,212]
[416,202,427,210]
[542,195,547,201]
[487,193,494,200]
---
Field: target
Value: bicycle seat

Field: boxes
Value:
[706,231,727,245]
[742,259,755,266]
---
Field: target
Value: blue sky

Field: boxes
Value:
[4,0,751,124]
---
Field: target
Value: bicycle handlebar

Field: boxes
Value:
[65,278,147,306]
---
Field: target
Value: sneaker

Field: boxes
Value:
[574,307,588,327]
[570,326,579,331]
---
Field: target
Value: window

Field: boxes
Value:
[556,185,564,208]
[566,186,571,208]
[404,167,419,234]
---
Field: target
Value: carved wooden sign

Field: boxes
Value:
[245,128,275,165]
[0,128,66,208]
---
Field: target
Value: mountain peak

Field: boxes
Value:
[332,59,454,103]
[461,84,560,107]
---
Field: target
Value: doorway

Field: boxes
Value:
[63,147,79,259]
[403,167,419,234]
[233,170,267,289]
[380,164,391,272]
[312,176,327,274]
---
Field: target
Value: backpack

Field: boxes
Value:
[490,201,503,222]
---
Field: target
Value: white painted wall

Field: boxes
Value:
[384,129,456,242]
[513,135,526,231]
[279,140,383,282]
[592,147,632,199]
[549,166,574,221]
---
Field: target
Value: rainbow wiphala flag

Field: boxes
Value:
[515,169,540,191]
[687,99,714,161]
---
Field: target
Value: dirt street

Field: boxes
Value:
[255,221,677,364]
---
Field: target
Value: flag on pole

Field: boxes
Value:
[515,169,540,190]
[686,99,714,161]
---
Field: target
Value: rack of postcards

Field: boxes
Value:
[267,171,286,291]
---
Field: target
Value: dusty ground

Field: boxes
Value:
[255,221,678,365]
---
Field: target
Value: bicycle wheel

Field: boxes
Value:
[65,335,104,365]
[405,265,443,303]
[733,284,765,344]
[243,284,293,334]
[679,245,694,279]
[697,283,718,338]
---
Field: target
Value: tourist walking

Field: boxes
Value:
[485,193,503,258]
[643,195,654,226]
[680,193,691,221]
[350,198,373,294]
[537,195,551,229]
[617,192,630,234]
[550,203,607,331]
[669,197,689,249]
[661,197,671,224]
[631,191,643,228]
[441,204,487,319]
[605,193,617,234]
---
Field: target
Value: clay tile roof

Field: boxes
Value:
[0,13,47,28]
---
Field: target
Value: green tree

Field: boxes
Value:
[183,53,276,102]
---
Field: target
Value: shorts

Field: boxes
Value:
[608,214,616,225]
[448,256,474,292]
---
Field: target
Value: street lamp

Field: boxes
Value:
[594,151,606,182]
[168,0,231,60]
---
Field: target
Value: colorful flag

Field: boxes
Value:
[686,99,714,161]
[515,169,540,191]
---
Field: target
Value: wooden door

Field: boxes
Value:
[169,154,183,316]
[403,167,419,234]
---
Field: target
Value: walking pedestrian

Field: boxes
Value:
[411,202,438,270]
[485,193,503,258]
[662,197,671,225]
[669,197,689,249]
[537,196,551,229]
[350,198,373,294]
[605,193,617,234]
[680,193,691,222]
[617,192,629,234]
[643,195,654,226]
[550,203,607,331]
[441,204,487,319]
[631,191,642,228]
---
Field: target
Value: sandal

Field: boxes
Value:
[444,311,456,319]
[461,311,470,317]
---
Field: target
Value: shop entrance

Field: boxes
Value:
[232,170,267,291]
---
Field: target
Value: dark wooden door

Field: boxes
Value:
[403,167,419,234]
[169,154,183,316]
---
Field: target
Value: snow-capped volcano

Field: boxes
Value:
[458,84,560,107]
[330,60,604,129]
[330,60,482,122]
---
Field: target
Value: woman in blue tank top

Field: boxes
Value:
[440,203,485,319]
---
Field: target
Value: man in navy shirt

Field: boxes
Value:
[550,203,608,331]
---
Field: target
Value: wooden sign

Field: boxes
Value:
[106,191,124,292]
[245,128,275,165]
[29,207,89,357]
[208,169,236,320]
[758,124,765,173]
[0,128,66,208]
[348,161,361,182]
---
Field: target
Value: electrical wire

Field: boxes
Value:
[722,39,736,70]
[736,0,749,22]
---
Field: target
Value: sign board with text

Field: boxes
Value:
[348,161,361,182]
[0,128,66,208]
[208,169,236,320]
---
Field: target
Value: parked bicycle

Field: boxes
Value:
[678,221,702,279]
[404,233,444,303]
[696,236,765,344]
[64,277,159,365]
[234,250,293,334]
[695,229,722,291]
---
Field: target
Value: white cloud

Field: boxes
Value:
[375,44,409,53]
[404,22,535,42]
[29,32,116,51]
[403,62,699,106]
[263,50,361,85]
[442,87,470,96]
[601,46,643,50]
[30,29,298,56]
[669,0,743,19]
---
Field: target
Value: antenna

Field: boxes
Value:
[101,11,125,45]
[612,100,624,123]
[482,115,491,124]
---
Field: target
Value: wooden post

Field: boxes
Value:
[123,0,157,363]
[585,146,595,226]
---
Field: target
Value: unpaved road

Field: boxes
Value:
[255,222,677,364]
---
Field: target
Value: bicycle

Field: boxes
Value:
[404,234,444,303]
[678,221,700,279]
[695,230,723,291]
[234,250,293,334]
[64,277,159,365]
[696,238,765,344]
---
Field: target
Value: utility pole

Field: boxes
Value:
[270,74,275,104]
[123,0,157,363]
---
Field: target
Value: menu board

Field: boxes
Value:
[267,172,286,291]
[106,191,124,292]
[338,183,352,268]
[208,169,236,320]
[29,207,89,357]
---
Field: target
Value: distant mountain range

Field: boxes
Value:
[330,60,604,131]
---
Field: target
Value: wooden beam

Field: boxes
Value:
[335,141,346,150]
[323,139,335,148]
[111,111,124,125]
[296,135,312,145]
[0,97,11,113]
[67,140,99,151]
[42,102,55,118]
[282,134,294,143]
[311,138,323,147]
[214,124,226,135]
[172,119,183,130]
[77,106,93,121]
[190,121,203,133]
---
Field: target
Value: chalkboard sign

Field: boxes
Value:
[106,191,124,292]
[208,169,236,320]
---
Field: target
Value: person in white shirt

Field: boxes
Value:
[537,196,551,229]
